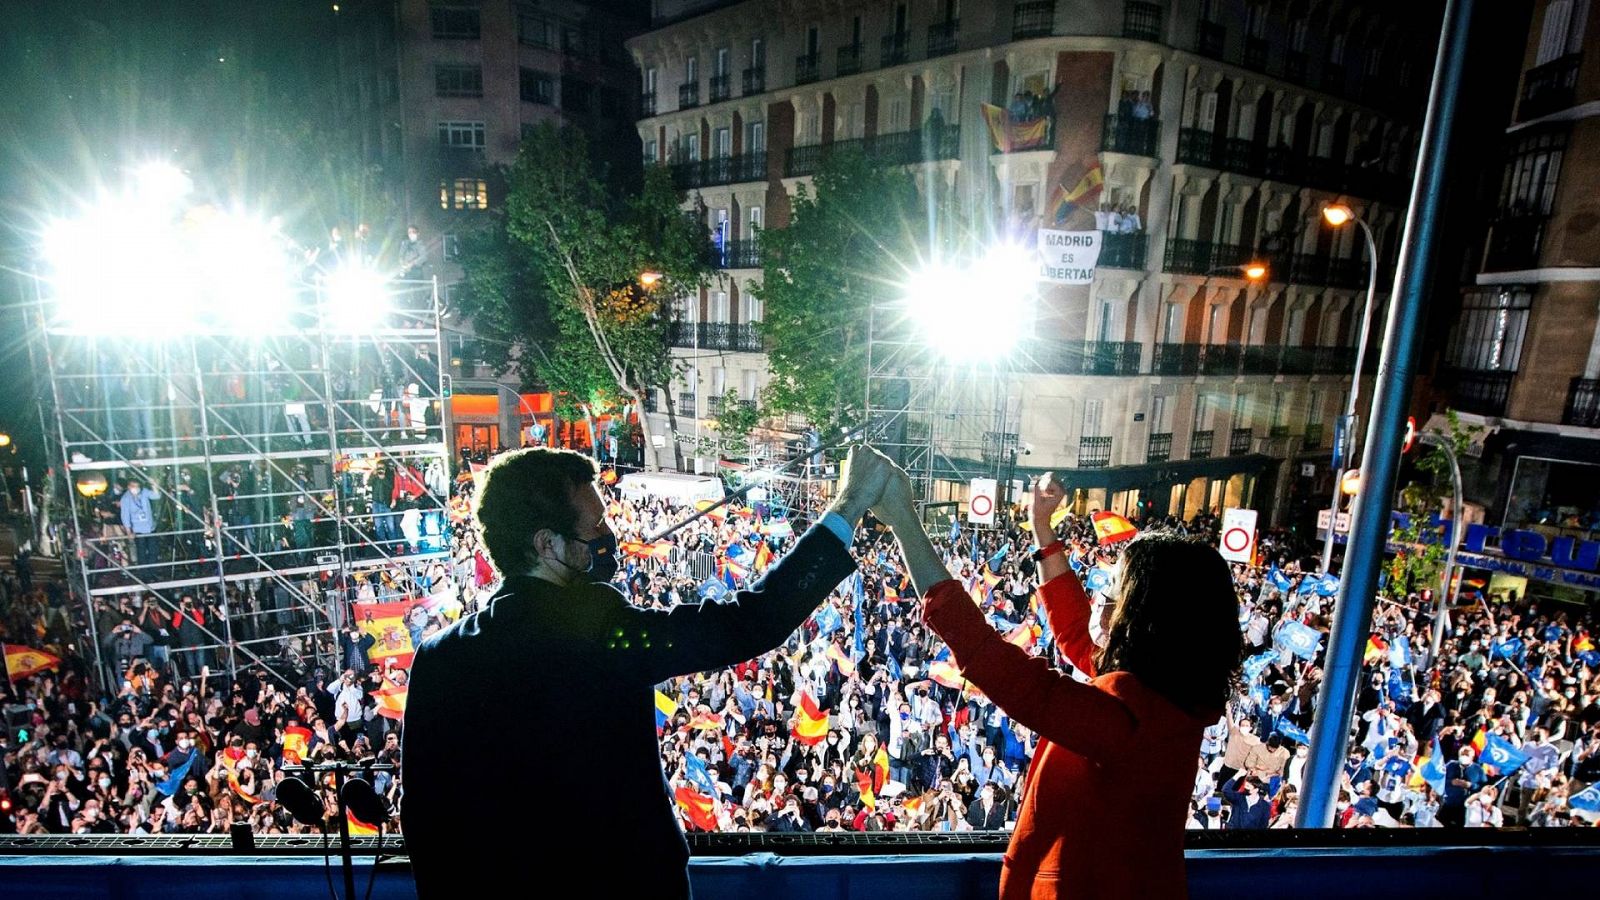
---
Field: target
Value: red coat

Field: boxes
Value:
[923,574,1211,900]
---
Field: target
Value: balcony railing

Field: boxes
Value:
[1326,257,1367,289]
[711,238,762,270]
[795,53,820,85]
[882,31,910,66]
[785,125,961,176]
[709,73,730,103]
[1190,429,1214,459]
[1313,345,1356,375]
[1223,137,1264,176]
[1269,424,1291,439]
[1284,51,1307,83]
[706,394,726,417]
[1264,145,1299,182]
[1279,346,1315,375]
[1290,253,1329,286]
[1177,127,1218,167]
[836,43,863,76]
[679,82,700,108]
[1079,436,1113,468]
[678,393,697,416]
[669,322,765,353]
[1197,21,1226,59]
[1302,156,1343,192]
[1564,378,1600,427]
[1441,368,1513,417]
[1032,340,1142,375]
[643,390,659,413]
[640,92,657,117]
[1153,342,1202,375]
[1163,239,1249,276]
[1321,63,1346,94]
[1303,422,1324,450]
[1102,114,1160,157]
[741,66,766,96]
[1485,214,1548,271]
[1521,53,1582,120]
[1147,432,1173,463]
[1099,231,1147,269]
[1201,343,1241,376]
[1230,427,1254,455]
[1014,0,1056,39]
[1244,36,1269,72]
[928,20,959,57]
[671,152,767,189]
[1123,0,1163,41]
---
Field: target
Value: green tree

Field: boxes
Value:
[1386,410,1481,600]
[754,150,940,435]
[460,123,708,469]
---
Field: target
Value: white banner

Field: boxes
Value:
[1037,229,1103,284]
[1219,508,1258,563]
[967,478,998,525]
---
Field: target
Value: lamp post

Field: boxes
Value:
[1318,203,1383,577]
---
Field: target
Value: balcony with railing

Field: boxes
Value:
[1190,429,1215,459]
[1484,214,1548,271]
[1123,0,1163,40]
[1153,342,1202,376]
[1244,36,1269,72]
[1279,346,1315,375]
[1014,0,1056,39]
[1269,424,1291,439]
[711,238,762,270]
[1147,432,1173,463]
[678,393,697,416]
[785,125,961,176]
[1321,63,1347,94]
[1565,378,1600,427]
[640,92,657,117]
[671,152,766,189]
[1326,257,1367,289]
[1284,51,1307,83]
[928,20,959,57]
[706,393,726,417]
[709,73,730,103]
[882,31,910,66]
[1197,21,1226,59]
[741,66,766,96]
[795,53,820,85]
[1313,345,1356,375]
[836,43,863,76]
[1163,239,1251,276]
[1176,127,1218,167]
[1032,340,1142,375]
[1264,145,1300,182]
[1079,436,1113,468]
[1302,155,1343,192]
[1102,114,1160,157]
[679,82,700,109]
[1230,427,1254,455]
[1521,54,1582,120]
[1201,343,1241,376]
[1303,422,1324,450]
[1224,138,1264,176]
[1290,253,1329,286]
[1099,231,1147,269]
[1440,368,1513,417]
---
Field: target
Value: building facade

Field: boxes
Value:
[1431,0,1600,606]
[630,0,1436,526]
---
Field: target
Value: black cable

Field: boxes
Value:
[361,825,383,900]
[320,825,338,900]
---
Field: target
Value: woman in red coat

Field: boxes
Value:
[875,470,1240,899]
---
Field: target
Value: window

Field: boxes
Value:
[746,120,765,151]
[686,56,699,83]
[1447,288,1532,372]
[1328,32,1346,65]
[1536,0,1590,64]
[440,178,488,210]
[1246,2,1268,37]
[751,37,766,67]
[715,47,730,76]
[1498,130,1566,217]
[748,205,763,232]
[1096,296,1114,342]
[437,121,486,149]
[563,78,594,113]
[713,127,731,158]
[1083,399,1106,437]
[1289,17,1309,52]
[798,111,819,143]
[1270,391,1287,428]
[643,139,659,164]
[442,234,460,260]
[1150,395,1170,432]
[518,12,553,47]
[888,98,909,131]
[741,291,764,323]
[1232,393,1250,427]
[712,208,730,246]
[562,26,588,58]
[1163,302,1181,342]
[430,5,480,39]
[1194,394,1217,430]
[644,67,658,95]
[683,133,700,162]
[435,64,483,98]
[805,25,820,56]
[1197,91,1219,131]
[710,290,730,322]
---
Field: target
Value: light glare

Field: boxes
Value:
[908,244,1035,362]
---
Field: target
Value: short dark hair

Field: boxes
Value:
[473,448,597,576]
[1094,532,1241,716]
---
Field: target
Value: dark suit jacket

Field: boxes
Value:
[401,523,855,898]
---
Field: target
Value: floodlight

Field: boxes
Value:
[132,162,191,209]
[324,264,392,332]
[908,244,1034,363]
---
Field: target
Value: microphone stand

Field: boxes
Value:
[284,761,397,900]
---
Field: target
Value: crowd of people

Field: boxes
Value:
[3,460,1598,838]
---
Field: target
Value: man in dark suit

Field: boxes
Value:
[402,446,889,898]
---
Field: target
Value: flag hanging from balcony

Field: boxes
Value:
[1037,229,1103,285]
[1047,164,1104,224]
[980,103,1052,153]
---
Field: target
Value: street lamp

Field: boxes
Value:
[0,433,11,448]
[1318,202,1383,576]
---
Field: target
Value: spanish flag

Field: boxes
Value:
[1091,511,1138,545]
[825,643,857,678]
[356,600,420,670]
[752,541,774,572]
[980,103,1051,153]
[282,726,312,765]
[1364,635,1388,664]
[856,768,877,812]
[347,812,380,836]
[620,540,674,560]
[688,709,723,732]
[4,644,61,680]
[371,683,408,721]
[674,785,719,831]
[872,746,890,794]
[1575,631,1594,652]
[969,582,989,607]
[655,690,678,733]
[228,770,263,805]
[1471,727,1488,755]
[792,691,830,746]
[1048,164,1104,224]
[928,659,966,689]
[901,794,925,816]
[1005,622,1039,652]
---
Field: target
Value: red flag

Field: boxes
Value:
[674,785,718,831]
[1091,511,1138,544]
[792,691,829,746]
[4,644,61,680]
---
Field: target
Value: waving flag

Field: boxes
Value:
[1470,727,1489,755]
[1242,650,1276,683]
[980,103,1052,153]
[1314,573,1340,597]
[792,691,830,746]
[1276,621,1323,660]
[1268,566,1293,593]
[371,683,408,721]
[1048,164,1105,224]
[347,812,380,836]
[928,653,966,689]
[948,519,961,544]
[1275,719,1310,746]
[1412,738,1447,794]
[1382,756,1413,777]
[856,767,878,812]
[281,726,312,766]
[986,545,1009,575]
[814,604,844,637]
[1084,567,1112,594]
[1364,634,1388,664]
[1296,576,1318,597]
[760,520,794,539]
[687,709,722,731]
[826,642,857,678]
[1569,783,1600,819]
[155,750,197,797]
[752,541,774,572]
[674,784,719,831]
[3,644,61,680]
[872,746,891,794]
[228,770,263,805]
[655,690,678,733]
[1004,622,1039,652]
[1481,734,1529,774]
[1492,637,1522,660]
[1091,511,1137,545]
[685,752,718,797]
[355,600,421,670]
[1389,635,1413,669]
[619,540,674,560]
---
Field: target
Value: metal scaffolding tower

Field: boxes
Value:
[33,275,453,691]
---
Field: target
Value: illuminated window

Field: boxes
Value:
[440,178,488,210]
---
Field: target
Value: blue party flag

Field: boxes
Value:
[1268,565,1293,593]
[1481,734,1530,774]
[1275,718,1310,745]
[1275,621,1323,660]
[1314,573,1340,597]
[1492,637,1522,661]
[1242,650,1276,683]
[1569,782,1600,816]
[1388,635,1412,669]
[685,752,718,796]
[1084,567,1112,594]
[814,604,844,637]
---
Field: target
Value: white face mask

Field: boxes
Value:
[178,739,193,750]
[98,777,112,790]
[246,749,258,759]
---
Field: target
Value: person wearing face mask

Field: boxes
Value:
[1440,745,1486,827]
[402,445,891,899]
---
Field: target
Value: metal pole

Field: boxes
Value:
[1433,442,1463,659]
[1297,0,1475,829]
[1319,218,1382,575]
